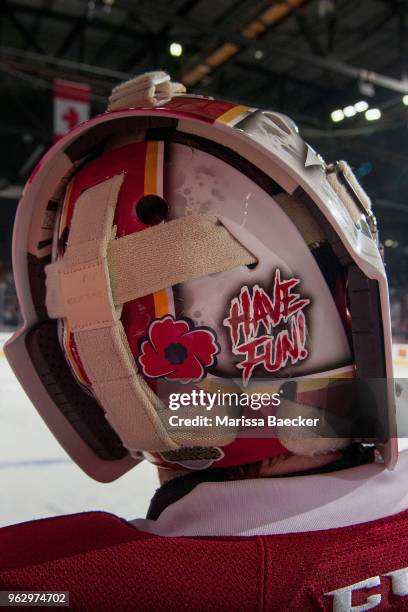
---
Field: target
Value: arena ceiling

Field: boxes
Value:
[0,0,407,282]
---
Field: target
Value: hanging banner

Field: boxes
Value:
[53,79,90,142]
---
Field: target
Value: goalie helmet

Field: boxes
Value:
[5,72,396,481]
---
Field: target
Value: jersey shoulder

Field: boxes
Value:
[2,509,408,611]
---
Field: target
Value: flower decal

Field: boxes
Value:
[138,315,220,383]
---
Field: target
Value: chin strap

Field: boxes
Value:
[108,214,256,305]
[46,174,177,454]
[44,169,255,456]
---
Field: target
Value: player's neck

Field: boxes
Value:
[158,451,342,485]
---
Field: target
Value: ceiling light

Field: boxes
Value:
[169,42,183,57]
[354,100,369,113]
[343,105,356,117]
[403,94,408,106]
[254,50,264,60]
[365,108,381,121]
[331,109,344,122]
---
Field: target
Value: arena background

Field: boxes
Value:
[0,0,407,526]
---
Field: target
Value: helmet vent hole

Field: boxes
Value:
[264,112,292,134]
[136,194,168,226]
[247,262,258,270]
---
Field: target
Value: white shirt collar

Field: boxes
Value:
[132,452,408,537]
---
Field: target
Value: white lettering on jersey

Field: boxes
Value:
[325,576,381,611]
[325,566,408,611]
[384,567,408,597]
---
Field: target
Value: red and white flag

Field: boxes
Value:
[53,79,90,142]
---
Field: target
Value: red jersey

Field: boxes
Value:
[1,509,408,611]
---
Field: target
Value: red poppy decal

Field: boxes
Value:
[138,315,219,383]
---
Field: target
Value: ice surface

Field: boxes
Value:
[0,333,158,527]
